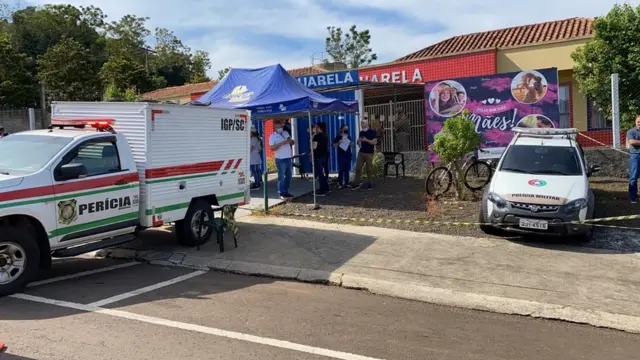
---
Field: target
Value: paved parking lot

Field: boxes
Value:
[1,258,640,360]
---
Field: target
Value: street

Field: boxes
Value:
[0,258,639,360]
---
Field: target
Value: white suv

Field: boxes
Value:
[479,128,600,240]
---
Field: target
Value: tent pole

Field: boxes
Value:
[308,111,317,209]
[263,129,268,213]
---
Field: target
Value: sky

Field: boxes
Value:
[15,0,640,78]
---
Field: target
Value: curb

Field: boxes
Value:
[96,248,640,335]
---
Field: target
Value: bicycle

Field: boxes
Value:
[425,148,495,197]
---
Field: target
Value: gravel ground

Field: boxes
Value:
[270,176,640,253]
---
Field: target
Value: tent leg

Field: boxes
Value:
[307,111,319,210]
[263,131,268,213]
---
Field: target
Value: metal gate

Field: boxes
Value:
[363,99,425,152]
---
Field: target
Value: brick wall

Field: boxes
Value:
[0,109,49,133]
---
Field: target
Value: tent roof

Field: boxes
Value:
[195,64,358,119]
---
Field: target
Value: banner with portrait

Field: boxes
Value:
[425,68,560,161]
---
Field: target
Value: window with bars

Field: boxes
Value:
[558,85,571,128]
[586,97,611,130]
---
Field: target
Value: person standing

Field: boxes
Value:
[269,120,295,200]
[626,115,640,203]
[312,122,330,196]
[250,126,263,190]
[333,124,353,189]
[352,120,377,190]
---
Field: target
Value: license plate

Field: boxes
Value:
[519,218,548,230]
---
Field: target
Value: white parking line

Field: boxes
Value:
[11,293,384,360]
[88,270,207,307]
[27,262,141,288]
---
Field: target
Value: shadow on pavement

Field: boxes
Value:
[1,221,377,321]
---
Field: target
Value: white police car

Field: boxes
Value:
[479,128,600,240]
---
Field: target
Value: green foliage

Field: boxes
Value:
[433,110,481,200]
[37,37,101,101]
[0,32,38,107]
[325,25,377,68]
[433,111,481,164]
[572,3,640,129]
[217,66,231,81]
[103,83,139,102]
[191,50,211,83]
[0,4,211,108]
[266,157,276,173]
[371,152,385,177]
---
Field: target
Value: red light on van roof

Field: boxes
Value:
[51,118,115,129]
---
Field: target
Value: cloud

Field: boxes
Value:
[21,0,639,78]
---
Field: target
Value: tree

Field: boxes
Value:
[99,52,148,93]
[190,50,211,83]
[572,3,640,129]
[325,25,377,68]
[103,82,138,101]
[153,27,193,86]
[432,111,481,200]
[37,37,101,101]
[217,66,230,81]
[0,32,38,107]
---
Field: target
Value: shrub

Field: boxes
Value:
[432,110,481,200]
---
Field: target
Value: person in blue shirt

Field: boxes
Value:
[333,124,353,189]
[352,120,377,190]
[626,116,640,203]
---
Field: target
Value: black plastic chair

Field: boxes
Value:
[383,152,405,178]
[197,204,239,252]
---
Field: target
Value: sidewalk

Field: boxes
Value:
[99,216,640,333]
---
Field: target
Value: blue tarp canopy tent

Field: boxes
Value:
[195,64,359,209]
[196,64,358,118]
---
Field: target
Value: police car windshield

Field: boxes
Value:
[500,145,582,176]
[0,135,72,175]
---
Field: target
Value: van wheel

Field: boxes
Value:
[177,200,214,247]
[0,227,40,296]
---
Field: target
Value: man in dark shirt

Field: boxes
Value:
[626,115,640,203]
[352,120,377,190]
[312,122,330,195]
[0,126,8,138]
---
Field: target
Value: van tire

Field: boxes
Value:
[0,227,41,296]
[177,200,214,247]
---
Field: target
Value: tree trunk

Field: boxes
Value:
[452,159,465,201]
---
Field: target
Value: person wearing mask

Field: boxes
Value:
[312,122,330,196]
[333,124,353,189]
[269,120,295,200]
[352,120,377,190]
[250,126,263,190]
[627,115,640,203]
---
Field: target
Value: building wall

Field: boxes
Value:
[494,39,621,147]
[359,50,497,84]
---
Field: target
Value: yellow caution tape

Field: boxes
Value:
[276,212,640,230]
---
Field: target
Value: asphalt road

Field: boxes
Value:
[0,258,639,360]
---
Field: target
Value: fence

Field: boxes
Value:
[0,108,50,133]
[363,99,425,152]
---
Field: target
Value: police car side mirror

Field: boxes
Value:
[59,163,88,181]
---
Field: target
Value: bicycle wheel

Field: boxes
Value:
[425,166,453,196]
[464,161,492,191]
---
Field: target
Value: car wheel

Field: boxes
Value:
[479,201,503,237]
[0,227,41,296]
[177,200,214,247]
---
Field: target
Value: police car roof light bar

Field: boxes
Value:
[511,127,579,136]
[51,118,116,131]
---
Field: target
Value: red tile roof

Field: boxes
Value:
[142,66,329,100]
[395,17,594,62]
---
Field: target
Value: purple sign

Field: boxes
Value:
[425,68,559,161]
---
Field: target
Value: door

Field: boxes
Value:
[50,135,139,246]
